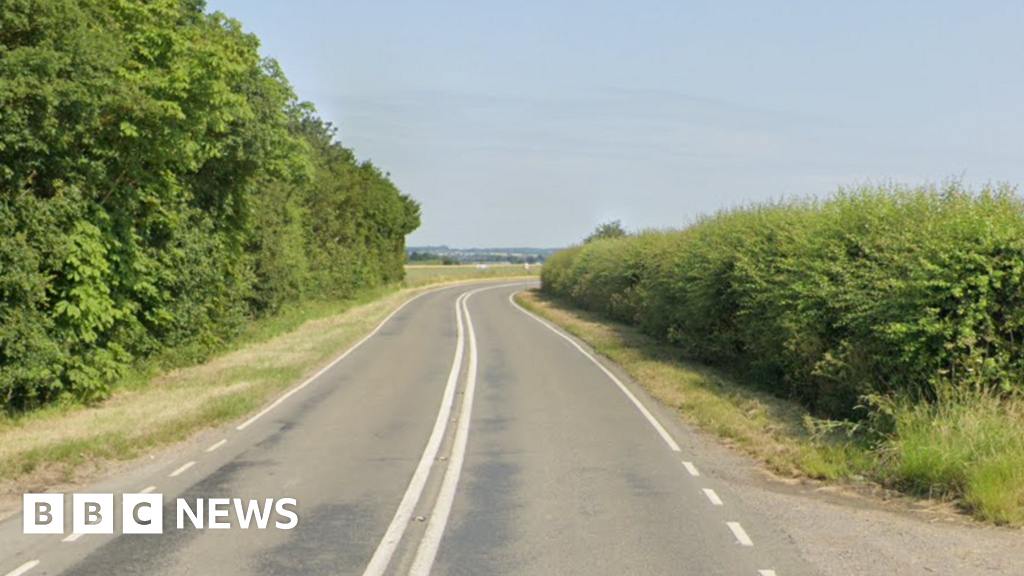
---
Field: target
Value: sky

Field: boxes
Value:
[206,0,1024,248]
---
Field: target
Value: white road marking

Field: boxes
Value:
[759,570,778,576]
[509,292,682,452]
[205,439,228,453]
[702,488,724,506]
[727,521,754,546]
[409,288,484,576]
[682,461,701,476]
[3,560,40,576]
[169,461,194,477]
[236,286,448,432]
[362,282,528,576]
[139,486,156,494]
[62,533,83,542]
[359,290,468,576]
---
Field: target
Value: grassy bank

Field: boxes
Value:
[517,289,1024,525]
[538,182,1024,525]
[0,271,532,494]
[515,290,874,481]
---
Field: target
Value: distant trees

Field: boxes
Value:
[584,220,628,243]
[407,252,442,262]
[0,0,419,411]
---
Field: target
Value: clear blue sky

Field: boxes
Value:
[206,0,1024,248]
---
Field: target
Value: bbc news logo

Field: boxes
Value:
[24,494,298,534]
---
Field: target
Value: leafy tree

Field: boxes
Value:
[0,0,420,411]
[584,220,627,243]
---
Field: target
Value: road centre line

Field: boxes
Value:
[759,570,778,576]
[362,283,526,576]
[408,288,484,575]
[359,290,468,576]
[702,488,724,506]
[139,486,156,494]
[3,560,40,576]
[169,461,194,477]
[682,461,701,476]
[508,292,682,452]
[727,522,754,546]
[61,533,83,543]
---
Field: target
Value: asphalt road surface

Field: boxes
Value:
[0,281,819,576]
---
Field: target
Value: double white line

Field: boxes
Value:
[362,283,518,576]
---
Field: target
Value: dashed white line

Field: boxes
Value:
[727,521,754,546]
[509,292,681,452]
[62,533,83,542]
[139,485,156,494]
[759,570,778,576]
[205,439,228,453]
[682,461,701,476]
[3,560,40,576]
[702,488,724,506]
[169,461,195,477]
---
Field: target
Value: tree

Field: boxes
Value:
[584,220,627,243]
[0,0,420,412]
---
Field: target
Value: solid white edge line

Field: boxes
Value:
[3,560,40,576]
[62,533,83,542]
[759,570,778,576]
[702,488,724,506]
[360,291,469,576]
[139,486,156,494]
[205,439,228,453]
[508,291,682,452]
[408,288,484,576]
[682,461,700,477]
[169,461,194,477]
[236,286,446,432]
[727,521,754,546]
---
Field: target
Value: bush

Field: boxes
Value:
[543,182,1024,419]
[0,0,420,412]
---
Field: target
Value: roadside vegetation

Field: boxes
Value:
[0,285,402,489]
[540,182,1024,525]
[0,0,420,414]
[0,265,536,500]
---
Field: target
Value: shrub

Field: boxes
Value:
[543,182,1024,418]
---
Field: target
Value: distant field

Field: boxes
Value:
[404,264,540,286]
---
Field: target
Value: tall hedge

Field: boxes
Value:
[0,0,420,411]
[543,183,1024,418]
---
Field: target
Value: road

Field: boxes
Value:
[0,281,817,576]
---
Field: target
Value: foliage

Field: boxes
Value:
[584,220,627,243]
[0,0,419,411]
[543,182,1024,419]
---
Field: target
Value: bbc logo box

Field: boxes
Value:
[23,493,163,535]
[23,493,297,534]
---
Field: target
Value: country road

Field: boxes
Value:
[1,281,816,576]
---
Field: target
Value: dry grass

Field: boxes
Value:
[0,280,489,499]
[403,264,539,286]
[515,289,875,481]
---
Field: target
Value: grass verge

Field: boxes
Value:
[880,386,1024,525]
[517,288,1024,526]
[514,289,874,481]
[0,272,532,496]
